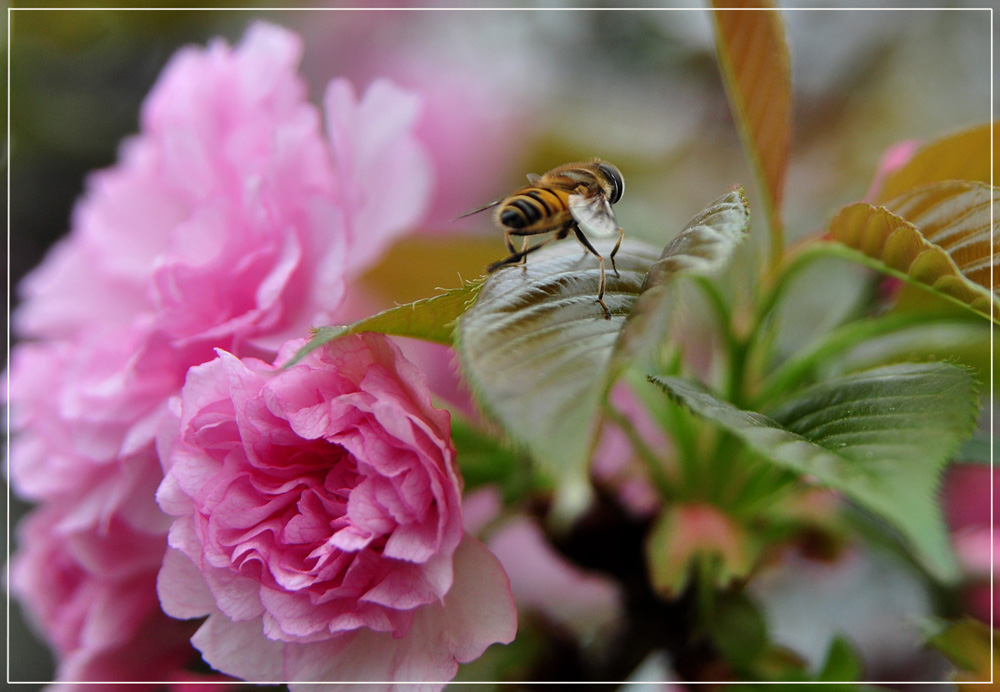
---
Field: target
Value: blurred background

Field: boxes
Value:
[5,1,992,685]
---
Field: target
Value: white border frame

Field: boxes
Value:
[4,4,994,687]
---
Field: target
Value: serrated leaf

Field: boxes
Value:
[457,190,750,515]
[286,280,483,367]
[826,202,999,322]
[885,181,998,296]
[650,362,980,581]
[711,0,792,262]
[457,239,660,512]
[615,187,751,366]
[876,122,998,202]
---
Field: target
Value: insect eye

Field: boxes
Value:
[598,162,624,204]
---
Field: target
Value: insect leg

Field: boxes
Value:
[572,227,611,320]
[519,237,530,266]
[610,227,624,277]
[487,233,559,273]
[504,228,518,256]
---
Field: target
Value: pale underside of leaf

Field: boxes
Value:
[458,190,751,516]
[458,239,660,505]
[711,1,791,258]
[286,280,483,367]
[651,362,979,581]
[876,122,997,202]
[615,187,751,367]
[827,200,998,322]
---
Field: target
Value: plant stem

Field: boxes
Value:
[604,403,676,501]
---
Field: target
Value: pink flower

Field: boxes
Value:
[15,24,431,359]
[7,332,178,531]
[864,139,920,202]
[156,333,516,686]
[8,21,435,682]
[380,58,526,227]
[10,505,198,681]
[942,463,997,624]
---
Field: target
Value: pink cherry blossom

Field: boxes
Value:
[156,334,516,687]
[8,20,436,683]
[942,463,997,624]
[10,504,198,682]
[864,139,920,202]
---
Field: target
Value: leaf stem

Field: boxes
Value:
[629,367,702,495]
[693,276,739,359]
[754,239,836,334]
[604,403,675,501]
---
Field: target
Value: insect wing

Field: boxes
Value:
[569,192,619,238]
[526,172,542,184]
[457,197,503,219]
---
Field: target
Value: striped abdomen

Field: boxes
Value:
[497,187,572,232]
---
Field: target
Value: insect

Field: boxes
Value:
[462,159,625,319]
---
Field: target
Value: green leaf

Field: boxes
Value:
[817,637,862,682]
[757,313,991,406]
[875,122,998,202]
[710,0,791,267]
[286,280,483,367]
[457,238,660,516]
[649,362,980,581]
[615,187,751,367]
[825,199,999,322]
[708,591,770,670]
[457,190,750,517]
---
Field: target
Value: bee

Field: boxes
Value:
[462,159,625,319]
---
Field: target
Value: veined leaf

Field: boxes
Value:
[457,239,659,516]
[286,280,483,367]
[457,189,750,516]
[615,187,751,366]
[876,122,998,202]
[650,362,980,581]
[826,200,999,322]
[885,181,998,295]
[711,0,792,264]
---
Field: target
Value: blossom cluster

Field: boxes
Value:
[8,22,515,687]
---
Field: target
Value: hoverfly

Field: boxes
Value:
[462,159,625,319]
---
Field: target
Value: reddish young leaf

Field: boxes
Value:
[711,1,792,265]
[886,181,998,296]
[828,190,998,321]
[876,122,998,202]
